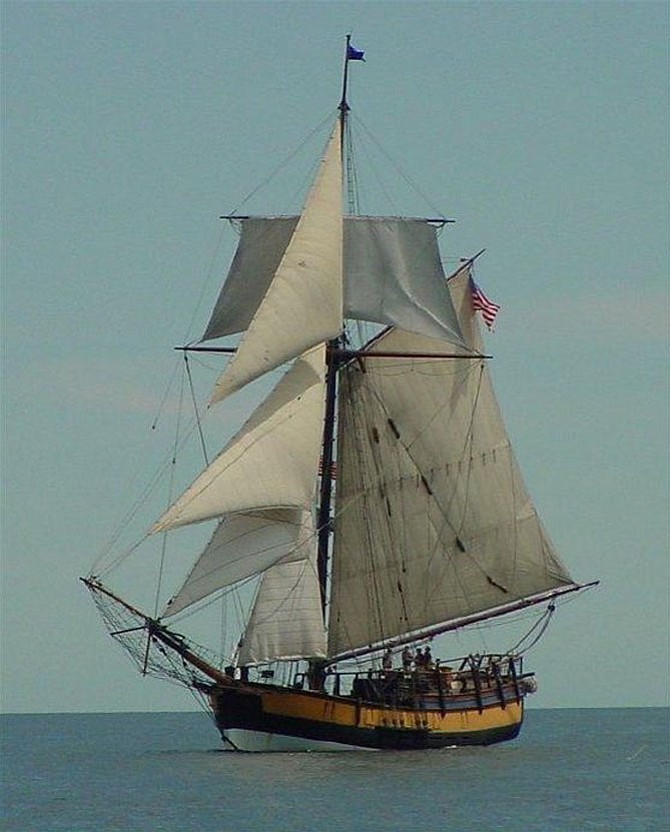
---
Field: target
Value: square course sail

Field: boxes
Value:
[202,216,465,348]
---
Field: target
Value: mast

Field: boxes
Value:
[316,342,338,611]
[339,34,352,127]
[316,37,356,612]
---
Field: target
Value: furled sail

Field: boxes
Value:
[162,509,313,618]
[210,124,343,404]
[327,267,576,657]
[237,546,326,665]
[203,216,465,347]
[153,343,326,533]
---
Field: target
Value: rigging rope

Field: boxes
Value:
[151,357,182,432]
[228,112,335,217]
[91,353,222,578]
[180,220,229,347]
[508,603,556,655]
[184,352,209,467]
[344,110,359,214]
[352,113,449,221]
[153,364,187,617]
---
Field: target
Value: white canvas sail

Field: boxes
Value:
[210,124,343,404]
[153,343,326,532]
[162,509,312,618]
[202,217,466,346]
[237,549,326,665]
[327,268,576,657]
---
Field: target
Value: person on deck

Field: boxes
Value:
[382,649,393,671]
[402,646,413,671]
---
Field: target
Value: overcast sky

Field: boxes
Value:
[2,0,667,713]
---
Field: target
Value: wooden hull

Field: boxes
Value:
[208,681,525,752]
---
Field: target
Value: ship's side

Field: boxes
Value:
[207,661,532,752]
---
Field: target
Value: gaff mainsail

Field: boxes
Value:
[328,268,577,659]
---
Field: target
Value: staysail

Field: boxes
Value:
[210,124,343,404]
[153,343,326,532]
[162,509,313,618]
[237,546,326,665]
[327,267,577,658]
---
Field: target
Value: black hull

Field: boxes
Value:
[209,684,524,751]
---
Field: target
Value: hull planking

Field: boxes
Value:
[208,679,525,752]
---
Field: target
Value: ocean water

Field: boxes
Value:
[1,708,667,831]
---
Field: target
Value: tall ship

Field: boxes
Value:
[83,40,596,751]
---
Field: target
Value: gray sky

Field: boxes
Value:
[2,0,667,713]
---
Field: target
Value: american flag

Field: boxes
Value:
[470,278,500,330]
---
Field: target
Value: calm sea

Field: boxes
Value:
[1,708,668,831]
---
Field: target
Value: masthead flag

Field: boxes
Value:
[469,278,500,330]
[347,44,365,61]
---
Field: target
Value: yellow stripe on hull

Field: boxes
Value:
[260,688,523,734]
[211,682,525,750]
